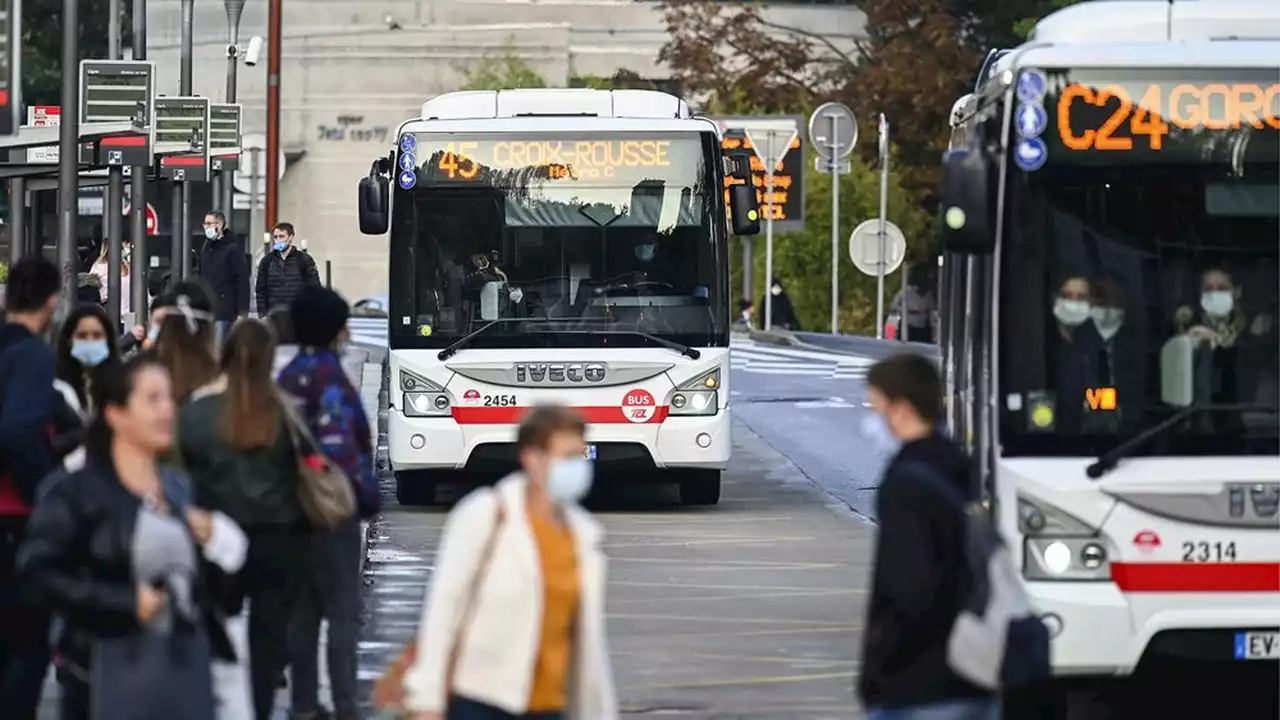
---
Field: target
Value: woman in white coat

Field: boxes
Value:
[403,405,618,720]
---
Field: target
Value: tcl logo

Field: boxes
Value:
[1133,530,1162,552]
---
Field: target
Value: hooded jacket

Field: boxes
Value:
[197,231,250,321]
[858,432,992,709]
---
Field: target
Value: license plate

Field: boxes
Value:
[584,444,597,460]
[1234,632,1280,660]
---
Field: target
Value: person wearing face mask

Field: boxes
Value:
[52,305,124,469]
[857,353,997,720]
[394,405,617,720]
[759,280,801,331]
[1172,268,1274,413]
[196,210,250,340]
[1087,277,1146,433]
[1049,275,1106,433]
[255,221,321,316]
[88,237,132,317]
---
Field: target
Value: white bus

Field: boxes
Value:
[356,89,761,506]
[940,0,1278,711]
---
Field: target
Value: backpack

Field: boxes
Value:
[902,461,1052,691]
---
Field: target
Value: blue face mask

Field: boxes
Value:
[546,456,594,505]
[272,241,288,253]
[634,244,656,262]
[146,325,160,343]
[70,339,111,367]
[204,227,219,241]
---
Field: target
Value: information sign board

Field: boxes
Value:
[154,96,210,182]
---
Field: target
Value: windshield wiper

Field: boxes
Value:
[437,318,546,361]
[1085,403,1278,480]
[554,329,700,359]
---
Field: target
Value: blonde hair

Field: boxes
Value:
[97,241,131,276]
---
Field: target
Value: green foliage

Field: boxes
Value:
[23,0,130,106]
[0,261,7,284]
[1014,0,1087,39]
[458,49,548,91]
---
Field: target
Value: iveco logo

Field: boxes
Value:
[1228,483,1280,519]
[514,363,607,384]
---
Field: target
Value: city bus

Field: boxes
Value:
[939,0,1278,712]
[356,89,761,506]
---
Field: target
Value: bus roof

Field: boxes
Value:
[419,89,693,122]
[997,0,1280,71]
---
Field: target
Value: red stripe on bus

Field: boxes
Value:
[1111,562,1280,593]
[163,156,205,166]
[451,405,670,425]
[102,135,147,147]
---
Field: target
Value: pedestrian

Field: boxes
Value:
[117,294,163,357]
[255,222,321,316]
[151,281,221,403]
[760,279,801,331]
[735,298,755,330]
[18,355,247,720]
[857,353,998,720]
[198,211,250,340]
[394,405,618,720]
[0,258,61,719]
[177,318,311,720]
[76,273,103,307]
[88,236,132,318]
[277,286,378,720]
[51,304,123,471]
[889,265,937,343]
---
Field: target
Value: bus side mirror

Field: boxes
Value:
[939,149,993,254]
[728,182,761,236]
[358,173,389,235]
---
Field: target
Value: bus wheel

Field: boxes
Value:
[679,470,721,506]
[394,470,438,506]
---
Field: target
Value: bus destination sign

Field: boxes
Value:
[154,96,210,182]
[78,60,155,166]
[712,117,805,234]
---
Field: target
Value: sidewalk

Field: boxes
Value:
[36,360,385,720]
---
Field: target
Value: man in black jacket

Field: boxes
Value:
[0,257,61,719]
[255,221,320,315]
[858,353,997,720]
[197,210,250,338]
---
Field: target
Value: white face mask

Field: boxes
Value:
[1200,290,1234,318]
[860,412,900,455]
[1090,306,1125,340]
[1054,298,1091,327]
[546,457,593,505]
[770,285,782,296]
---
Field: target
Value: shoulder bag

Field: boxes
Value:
[277,391,356,529]
[374,494,507,714]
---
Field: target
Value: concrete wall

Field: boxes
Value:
[142,0,865,301]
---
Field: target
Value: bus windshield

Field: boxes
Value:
[999,67,1279,458]
[388,132,724,350]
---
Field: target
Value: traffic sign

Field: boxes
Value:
[849,219,906,277]
[807,102,857,160]
[0,0,16,135]
[155,96,211,182]
[209,103,242,172]
[122,203,159,236]
[741,118,799,173]
[232,132,286,197]
[814,156,851,174]
[26,106,59,163]
[78,60,155,166]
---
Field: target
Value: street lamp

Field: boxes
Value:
[219,0,245,217]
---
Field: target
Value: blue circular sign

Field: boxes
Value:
[398,169,417,190]
[398,153,417,172]
[1015,103,1048,138]
[399,134,417,153]
[1013,137,1048,172]
[1016,70,1048,104]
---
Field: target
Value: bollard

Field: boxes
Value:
[325,259,332,288]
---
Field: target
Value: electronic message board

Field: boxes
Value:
[209,103,242,172]
[1017,68,1280,168]
[154,96,210,182]
[0,0,15,136]
[710,116,805,234]
[78,60,155,166]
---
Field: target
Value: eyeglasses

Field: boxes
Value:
[272,234,290,240]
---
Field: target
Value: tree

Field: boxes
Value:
[458,49,548,91]
[22,0,130,106]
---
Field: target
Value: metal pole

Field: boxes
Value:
[762,130,775,333]
[106,0,123,329]
[248,146,260,254]
[875,114,890,340]
[266,0,283,233]
[224,1,244,222]
[29,191,43,258]
[130,0,149,316]
[829,116,840,335]
[177,0,194,279]
[741,237,752,303]
[9,176,24,263]
[171,185,183,278]
[55,0,81,312]
[900,260,910,343]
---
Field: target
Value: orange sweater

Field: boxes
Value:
[526,508,580,711]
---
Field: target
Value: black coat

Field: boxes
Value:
[16,460,234,668]
[197,233,250,321]
[255,248,321,315]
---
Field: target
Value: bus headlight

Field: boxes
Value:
[1019,497,1111,581]
[403,391,451,418]
[668,368,721,416]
